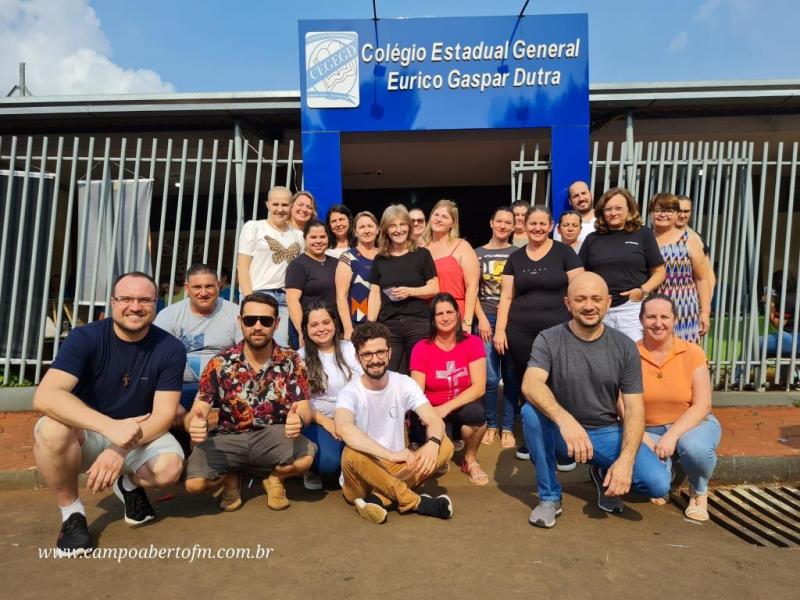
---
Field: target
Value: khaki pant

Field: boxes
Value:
[341,437,454,513]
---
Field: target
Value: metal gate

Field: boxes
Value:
[512,140,800,391]
[0,134,301,385]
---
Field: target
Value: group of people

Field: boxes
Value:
[33,181,723,557]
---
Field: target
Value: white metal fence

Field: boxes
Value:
[0,134,301,386]
[513,140,800,391]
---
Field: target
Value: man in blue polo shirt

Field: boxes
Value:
[33,271,186,557]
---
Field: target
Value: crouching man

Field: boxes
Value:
[183,292,316,511]
[335,322,454,524]
[34,272,187,556]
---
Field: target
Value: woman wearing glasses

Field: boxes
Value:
[579,187,666,341]
[298,303,361,490]
[649,193,712,343]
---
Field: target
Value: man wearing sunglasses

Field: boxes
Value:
[334,322,454,524]
[33,271,187,557]
[183,292,316,512]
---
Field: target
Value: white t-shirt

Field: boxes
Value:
[336,371,428,452]
[238,220,304,291]
[298,340,362,417]
[554,216,597,252]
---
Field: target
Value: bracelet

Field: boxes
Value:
[639,287,650,298]
[427,436,442,446]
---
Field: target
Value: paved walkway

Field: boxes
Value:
[1,407,797,480]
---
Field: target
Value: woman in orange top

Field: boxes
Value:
[637,294,721,521]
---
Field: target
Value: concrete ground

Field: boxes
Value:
[2,444,797,600]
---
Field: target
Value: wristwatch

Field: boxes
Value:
[427,436,442,446]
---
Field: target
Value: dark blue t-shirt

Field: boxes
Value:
[51,319,186,419]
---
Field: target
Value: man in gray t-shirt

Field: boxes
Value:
[520,272,670,528]
[154,264,242,417]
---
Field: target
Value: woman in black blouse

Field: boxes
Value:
[286,219,338,348]
[368,204,439,374]
[494,205,584,456]
[579,187,666,342]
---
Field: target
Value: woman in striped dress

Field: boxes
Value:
[650,193,712,343]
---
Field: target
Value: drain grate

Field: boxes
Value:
[672,485,800,547]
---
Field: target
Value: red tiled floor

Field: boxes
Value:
[1,408,797,472]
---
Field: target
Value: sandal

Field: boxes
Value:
[500,430,516,449]
[684,493,709,522]
[481,428,497,446]
[461,460,489,486]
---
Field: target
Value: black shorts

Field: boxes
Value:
[443,401,486,438]
[185,426,316,480]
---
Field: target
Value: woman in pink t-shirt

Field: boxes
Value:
[410,293,488,485]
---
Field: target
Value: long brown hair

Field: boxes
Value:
[301,303,354,395]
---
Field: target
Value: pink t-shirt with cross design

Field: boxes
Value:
[409,334,485,407]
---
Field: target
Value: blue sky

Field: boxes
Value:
[91,0,798,92]
[2,1,798,95]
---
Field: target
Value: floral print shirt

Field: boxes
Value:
[197,342,309,433]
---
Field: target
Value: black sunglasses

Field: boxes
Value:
[241,315,276,327]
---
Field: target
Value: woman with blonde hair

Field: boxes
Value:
[422,199,480,331]
[336,211,379,339]
[579,187,666,341]
[368,204,439,374]
[290,190,317,232]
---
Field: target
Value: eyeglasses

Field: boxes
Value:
[411,218,425,224]
[652,208,676,215]
[602,206,626,214]
[359,349,389,361]
[241,315,276,327]
[677,209,692,215]
[113,296,156,306]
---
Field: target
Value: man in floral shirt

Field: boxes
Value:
[183,293,316,511]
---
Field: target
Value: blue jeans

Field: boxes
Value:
[476,313,519,432]
[646,414,721,495]
[521,403,671,502]
[256,288,289,347]
[761,331,795,358]
[302,423,344,476]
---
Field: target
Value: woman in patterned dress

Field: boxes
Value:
[335,211,379,340]
[649,193,712,343]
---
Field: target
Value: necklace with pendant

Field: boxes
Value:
[115,342,145,388]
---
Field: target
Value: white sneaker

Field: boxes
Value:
[303,471,323,490]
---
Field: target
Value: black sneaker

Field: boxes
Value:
[113,476,156,526]
[416,493,453,519]
[557,457,577,472]
[515,446,530,460]
[56,513,93,557]
[589,465,624,514]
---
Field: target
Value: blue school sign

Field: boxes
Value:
[299,14,589,219]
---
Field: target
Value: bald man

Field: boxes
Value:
[520,272,669,528]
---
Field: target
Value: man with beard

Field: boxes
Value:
[334,322,454,524]
[33,272,187,556]
[554,180,596,250]
[520,272,670,528]
[183,292,315,512]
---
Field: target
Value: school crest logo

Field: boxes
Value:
[305,31,360,108]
